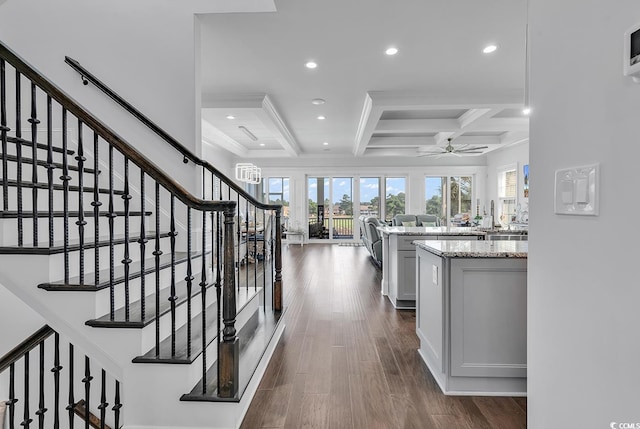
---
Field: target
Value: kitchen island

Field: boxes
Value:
[414,239,527,396]
[378,226,485,308]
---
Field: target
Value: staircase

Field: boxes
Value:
[0,41,285,428]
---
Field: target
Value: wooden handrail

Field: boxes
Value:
[64,56,281,212]
[0,41,234,214]
[0,325,54,373]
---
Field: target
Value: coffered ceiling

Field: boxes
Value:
[199,0,529,160]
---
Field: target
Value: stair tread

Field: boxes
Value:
[1,153,98,173]
[180,309,284,402]
[39,250,199,291]
[133,287,260,363]
[3,179,125,195]
[0,210,151,218]
[86,271,213,328]
[0,231,171,255]
[5,136,75,155]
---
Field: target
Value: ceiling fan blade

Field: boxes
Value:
[456,145,488,153]
[417,152,445,157]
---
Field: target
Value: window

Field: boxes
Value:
[498,168,517,225]
[267,177,290,226]
[384,177,406,222]
[425,177,446,225]
[359,177,380,218]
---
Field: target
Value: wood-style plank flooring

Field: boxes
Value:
[241,244,527,428]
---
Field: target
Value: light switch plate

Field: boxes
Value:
[554,163,599,216]
[432,265,438,285]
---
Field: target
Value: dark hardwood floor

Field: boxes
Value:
[241,244,527,428]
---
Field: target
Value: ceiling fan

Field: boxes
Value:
[418,138,488,157]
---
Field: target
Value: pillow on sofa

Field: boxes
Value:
[402,221,416,227]
[422,221,437,227]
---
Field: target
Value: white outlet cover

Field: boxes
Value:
[554,163,599,216]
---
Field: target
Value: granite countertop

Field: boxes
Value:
[413,239,528,258]
[378,226,486,236]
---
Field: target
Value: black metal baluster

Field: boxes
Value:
[51,333,62,429]
[61,109,70,283]
[153,183,161,356]
[245,201,249,291]
[253,206,258,291]
[92,133,100,285]
[66,344,75,429]
[1,59,9,211]
[29,83,39,246]
[76,121,86,284]
[263,210,266,299]
[169,195,177,357]
[82,356,92,429]
[122,158,131,321]
[97,370,108,429]
[112,381,121,429]
[36,340,47,429]
[22,350,32,428]
[236,194,241,291]
[15,70,23,246]
[8,362,16,429]
[46,97,54,247]
[139,172,147,321]
[108,145,115,319]
[200,212,207,394]
[185,207,193,358]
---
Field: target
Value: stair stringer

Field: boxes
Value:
[0,253,285,428]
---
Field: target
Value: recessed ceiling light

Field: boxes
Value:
[317,115,326,120]
[522,107,531,115]
[226,115,235,120]
[483,45,498,54]
[385,47,398,56]
[259,143,265,147]
[323,142,329,146]
[311,98,326,105]
[305,61,318,69]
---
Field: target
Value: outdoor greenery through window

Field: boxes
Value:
[385,177,406,222]
[450,176,473,225]
[425,177,446,225]
[268,177,290,228]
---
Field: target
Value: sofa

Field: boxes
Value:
[359,215,384,266]
[391,214,440,227]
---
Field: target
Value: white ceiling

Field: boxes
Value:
[199,0,529,160]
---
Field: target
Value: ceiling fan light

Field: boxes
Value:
[522,107,531,115]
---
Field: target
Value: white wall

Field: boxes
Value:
[529,1,640,427]
[486,141,529,219]
[0,0,274,196]
[0,284,45,355]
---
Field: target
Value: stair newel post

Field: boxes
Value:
[22,350,32,428]
[199,210,208,394]
[29,83,39,246]
[1,59,8,212]
[139,172,147,321]
[122,157,131,320]
[52,333,61,429]
[67,344,74,429]
[36,341,47,428]
[76,121,86,285]
[61,108,70,283]
[185,207,193,358]
[98,370,107,429]
[169,195,177,357]
[108,144,115,319]
[219,204,238,399]
[47,97,54,248]
[82,356,92,429]
[15,69,23,247]
[215,209,222,355]
[92,133,101,286]
[274,206,283,312]
[153,182,162,355]
[112,381,121,429]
